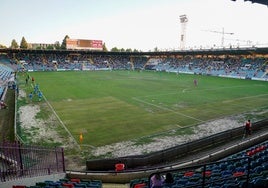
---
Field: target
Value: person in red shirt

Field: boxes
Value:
[193,79,198,86]
[245,119,252,137]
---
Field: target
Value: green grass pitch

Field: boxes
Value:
[19,70,268,147]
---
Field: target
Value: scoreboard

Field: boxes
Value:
[66,39,103,50]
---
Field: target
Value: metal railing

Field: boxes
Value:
[0,141,65,182]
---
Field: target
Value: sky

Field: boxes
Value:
[1,0,268,51]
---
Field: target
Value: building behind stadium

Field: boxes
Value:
[28,38,103,51]
[66,38,103,50]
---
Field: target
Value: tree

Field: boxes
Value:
[46,45,54,50]
[61,35,70,49]
[102,42,108,51]
[20,36,28,49]
[10,39,19,49]
[126,48,132,52]
[110,47,119,52]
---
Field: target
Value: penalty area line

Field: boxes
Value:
[132,97,204,123]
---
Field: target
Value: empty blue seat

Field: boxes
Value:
[234,167,246,173]
[262,163,268,170]
[253,166,264,174]
[74,184,87,188]
[251,177,268,187]
[221,183,238,188]
[175,179,188,186]
[221,170,232,178]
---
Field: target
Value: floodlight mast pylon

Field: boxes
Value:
[179,14,188,50]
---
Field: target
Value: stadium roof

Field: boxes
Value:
[1,47,268,57]
[232,0,268,6]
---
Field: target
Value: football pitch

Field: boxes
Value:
[19,70,268,147]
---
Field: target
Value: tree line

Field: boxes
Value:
[0,35,143,52]
[2,35,73,50]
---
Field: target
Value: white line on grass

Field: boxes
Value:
[31,84,81,149]
[221,94,268,112]
[222,93,268,103]
[136,84,265,99]
[140,92,179,98]
[30,83,81,149]
[182,84,266,93]
[132,97,205,123]
[42,95,81,149]
[175,124,182,128]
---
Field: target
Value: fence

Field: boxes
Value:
[0,141,65,182]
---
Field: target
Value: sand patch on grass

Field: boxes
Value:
[90,117,242,158]
[18,105,63,143]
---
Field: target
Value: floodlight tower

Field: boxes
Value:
[179,14,188,50]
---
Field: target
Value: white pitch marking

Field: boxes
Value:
[28,82,82,148]
[222,93,268,103]
[42,95,82,149]
[135,84,262,99]
[132,97,204,123]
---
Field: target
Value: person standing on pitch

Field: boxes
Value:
[194,79,198,86]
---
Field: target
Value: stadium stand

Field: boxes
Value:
[0,61,14,102]
[151,56,268,80]
[2,49,267,81]
[0,47,268,188]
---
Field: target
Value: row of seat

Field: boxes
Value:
[130,141,268,188]
[0,63,13,81]
[12,178,102,188]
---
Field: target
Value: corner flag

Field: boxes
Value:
[79,133,83,143]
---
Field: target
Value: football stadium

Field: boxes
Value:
[1,0,268,188]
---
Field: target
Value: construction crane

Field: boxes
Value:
[203,27,234,47]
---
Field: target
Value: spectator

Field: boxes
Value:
[164,172,174,185]
[150,172,164,188]
[244,119,252,137]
